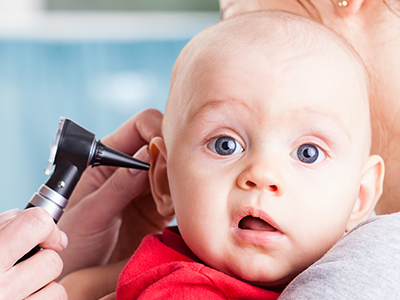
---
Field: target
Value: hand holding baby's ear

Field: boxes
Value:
[149,137,175,217]
[346,155,384,231]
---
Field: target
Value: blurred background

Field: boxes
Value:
[0,0,219,212]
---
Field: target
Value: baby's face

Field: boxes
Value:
[163,44,369,288]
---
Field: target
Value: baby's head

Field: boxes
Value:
[149,11,384,290]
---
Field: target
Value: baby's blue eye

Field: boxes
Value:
[291,144,326,164]
[208,136,243,156]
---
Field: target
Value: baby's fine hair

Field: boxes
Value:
[170,10,369,99]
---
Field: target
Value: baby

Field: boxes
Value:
[115,10,385,299]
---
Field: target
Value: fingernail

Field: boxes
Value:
[0,208,20,224]
[130,146,150,176]
[60,231,68,249]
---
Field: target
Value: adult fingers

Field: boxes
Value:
[91,146,151,219]
[56,146,150,276]
[0,207,67,271]
[71,146,150,227]
[100,292,116,300]
[0,208,20,225]
[1,250,64,300]
[24,282,68,300]
[67,109,162,209]
[102,108,163,154]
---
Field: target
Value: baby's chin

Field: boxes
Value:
[243,277,292,293]
[217,263,295,292]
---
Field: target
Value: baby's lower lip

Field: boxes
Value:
[232,207,285,245]
[233,227,285,245]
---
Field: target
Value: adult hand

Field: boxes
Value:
[220,0,263,20]
[100,292,116,300]
[219,1,305,21]
[57,109,172,278]
[0,208,68,299]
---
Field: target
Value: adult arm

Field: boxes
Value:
[280,212,400,299]
[60,259,128,300]
[0,208,68,299]
[57,108,171,278]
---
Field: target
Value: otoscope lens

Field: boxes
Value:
[45,117,66,175]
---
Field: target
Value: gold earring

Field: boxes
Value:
[338,1,348,7]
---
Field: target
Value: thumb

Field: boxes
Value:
[0,208,20,225]
[78,145,150,223]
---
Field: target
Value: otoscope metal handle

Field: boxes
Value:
[15,185,67,265]
[28,185,68,222]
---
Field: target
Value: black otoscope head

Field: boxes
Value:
[27,117,150,222]
[16,117,149,264]
[44,118,97,200]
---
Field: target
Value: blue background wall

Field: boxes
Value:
[0,39,189,212]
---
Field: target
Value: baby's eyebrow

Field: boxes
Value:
[187,99,253,121]
[299,107,352,141]
[186,100,352,142]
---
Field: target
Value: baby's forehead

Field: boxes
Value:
[176,29,366,109]
[174,11,367,90]
[172,49,367,133]
[164,11,370,150]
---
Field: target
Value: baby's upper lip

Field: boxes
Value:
[232,206,282,232]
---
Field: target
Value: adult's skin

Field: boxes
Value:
[219,0,400,215]
[0,208,68,299]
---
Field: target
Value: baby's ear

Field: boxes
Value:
[148,137,174,217]
[346,155,384,231]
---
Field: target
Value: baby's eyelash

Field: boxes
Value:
[304,142,329,158]
[205,135,244,156]
[204,134,230,145]
[290,142,330,165]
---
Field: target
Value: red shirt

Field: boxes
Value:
[116,226,280,299]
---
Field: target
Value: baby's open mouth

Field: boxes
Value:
[238,216,277,231]
[233,207,284,244]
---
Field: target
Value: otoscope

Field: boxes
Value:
[17,117,150,263]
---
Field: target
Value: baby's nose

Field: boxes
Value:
[237,163,285,196]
